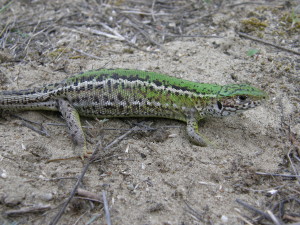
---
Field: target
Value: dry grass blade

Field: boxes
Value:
[87,28,125,41]
[0,0,14,14]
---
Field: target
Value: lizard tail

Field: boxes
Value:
[0,86,59,111]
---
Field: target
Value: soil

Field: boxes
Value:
[0,0,299,224]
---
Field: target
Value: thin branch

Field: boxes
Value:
[120,10,170,16]
[165,33,223,38]
[74,196,103,204]
[102,191,112,225]
[126,19,163,49]
[237,32,300,56]
[183,200,204,222]
[267,210,283,225]
[77,188,103,203]
[4,204,51,216]
[256,172,300,178]
[49,125,140,225]
[11,14,78,29]
[12,114,50,136]
[287,148,300,184]
[234,208,255,225]
[71,48,102,60]
[227,2,272,8]
[236,199,272,222]
[49,149,98,225]
[21,120,49,136]
[151,0,157,22]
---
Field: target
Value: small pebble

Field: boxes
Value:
[4,193,25,207]
[221,215,228,223]
[40,193,53,201]
[127,184,135,191]
[1,170,7,179]
[21,143,26,151]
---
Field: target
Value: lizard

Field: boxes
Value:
[0,68,267,158]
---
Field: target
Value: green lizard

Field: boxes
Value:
[0,68,267,157]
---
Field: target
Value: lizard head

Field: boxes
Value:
[205,84,267,117]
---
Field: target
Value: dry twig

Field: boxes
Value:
[237,32,300,56]
[102,191,112,225]
[49,125,140,225]
[256,171,300,179]
[76,188,103,203]
[234,208,255,225]
[287,148,300,184]
[5,204,51,217]
[183,200,204,222]
[236,199,272,222]
[12,114,50,136]
[71,48,102,60]
[267,210,283,225]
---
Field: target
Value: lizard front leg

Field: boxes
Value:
[186,116,208,147]
[58,99,87,159]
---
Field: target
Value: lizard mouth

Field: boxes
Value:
[223,100,261,110]
[214,99,262,116]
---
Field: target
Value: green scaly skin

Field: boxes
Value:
[0,69,267,157]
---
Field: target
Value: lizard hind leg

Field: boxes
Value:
[57,99,88,159]
[186,117,209,147]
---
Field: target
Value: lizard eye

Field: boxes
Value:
[238,95,247,101]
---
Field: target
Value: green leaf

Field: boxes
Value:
[247,49,260,57]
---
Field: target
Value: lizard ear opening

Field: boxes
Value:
[238,95,247,101]
[217,101,222,110]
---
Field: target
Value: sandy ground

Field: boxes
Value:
[0,1,299,224]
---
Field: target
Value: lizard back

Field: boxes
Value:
[61,69,222,121]
[0,69,222,122]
